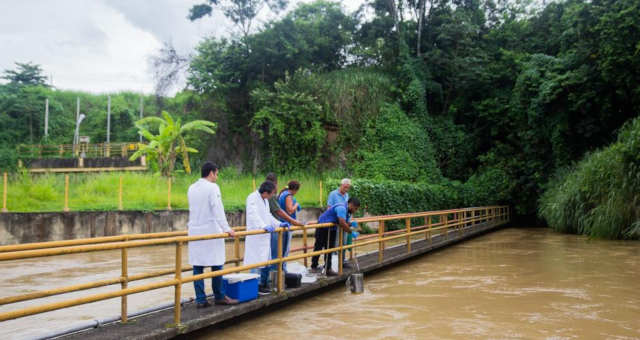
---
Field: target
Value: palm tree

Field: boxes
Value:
[129,111,216,176]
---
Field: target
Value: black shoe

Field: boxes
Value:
[342,262,353,269]
[258,286,272,294]
[326,270,338,277]
[196,301,212,309]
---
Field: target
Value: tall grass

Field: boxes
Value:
[4,169,327,212]
[538,116,640,239]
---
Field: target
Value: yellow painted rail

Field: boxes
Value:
[0,206,510,326]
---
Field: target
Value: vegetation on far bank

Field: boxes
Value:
[539,117,640,239]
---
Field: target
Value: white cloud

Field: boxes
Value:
[0,0,365,94]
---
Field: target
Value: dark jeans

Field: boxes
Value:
[270,230,290,272]
[193,265,225,303]
[251,267,271,287]
[310,226,337,270]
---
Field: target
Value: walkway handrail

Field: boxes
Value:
[0,206,503,253]
[0,205,510,326]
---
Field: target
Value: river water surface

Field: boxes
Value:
[1,228,639,339]
[191,228,640,340]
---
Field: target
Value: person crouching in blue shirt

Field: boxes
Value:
[311,197,360,276]
[327,178,354,268]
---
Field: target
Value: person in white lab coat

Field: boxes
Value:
[244,181,290,292]
[188,162,238,308]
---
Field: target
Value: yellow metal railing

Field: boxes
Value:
[0,205,510,326]
[17,142,142,159]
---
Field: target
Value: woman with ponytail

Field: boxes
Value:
[271,180,301,272]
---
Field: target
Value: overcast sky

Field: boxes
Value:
[0,0,364,95]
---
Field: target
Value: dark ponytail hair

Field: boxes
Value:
[279,180,300,196]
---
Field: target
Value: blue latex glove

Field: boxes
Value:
[351,231,360,239]
[279,222,291,229]
[296,204,301,212]
[264,226,275,233]
[350,221,358,228]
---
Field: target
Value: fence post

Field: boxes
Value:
[63,175,70,212]
[118,176,123,210]
[121,238,128,323]
[405,218,411,253]
[378,220,385,263]
[338,229,343,275]
[428,216,432,243]
[174,241,183,326]
[302,225,308,267]
[167,177,172,211]
[277,229,284,293]
[2,172,7,212]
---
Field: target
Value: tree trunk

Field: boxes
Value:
[417,0,426,56]
[386,0,399,34]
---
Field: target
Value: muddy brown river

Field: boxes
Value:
[1,228,639,339]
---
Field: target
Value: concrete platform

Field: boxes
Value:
[60,219,509,340]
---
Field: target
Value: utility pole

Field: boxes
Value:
[139,96,143,143]
[44,98,49,141]
[107,95,111,144]
[75,97,80,145]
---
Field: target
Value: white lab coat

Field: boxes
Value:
[243,191,280,266]
[187,178,232,266]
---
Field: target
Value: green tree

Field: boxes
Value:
[130,111,216,176]
[188,0,287,39]
[1,62,48,87]
[250,72,325,172]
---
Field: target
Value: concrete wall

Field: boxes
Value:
[0,208,323,246]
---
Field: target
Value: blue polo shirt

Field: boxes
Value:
[318,203,350,225]
[327,189,349,207]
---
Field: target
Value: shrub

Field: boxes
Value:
[538,116,640,239]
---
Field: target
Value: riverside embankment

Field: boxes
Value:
[0,208,322,245]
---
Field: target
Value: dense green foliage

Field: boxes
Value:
[324,174,508,218]
[539,117,640,239]
[2,0,639,238]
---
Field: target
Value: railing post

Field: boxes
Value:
[167,177,172,211]
[338,228,343,275]
[63,175,70,212]
[234,236,240,267]
[120,238,128,323]
[405,218,411,253]
[378,220,384,263]
[118,176,123,210]
[302,225,308,267]
[444,214,449,239]
[277,229,284,293]
[174,241,182,326]
[427,216,432,243]
[2,172,7,213]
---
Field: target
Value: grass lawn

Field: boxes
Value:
[3,169,327,212]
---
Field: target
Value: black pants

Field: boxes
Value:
[311,227,337,270]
